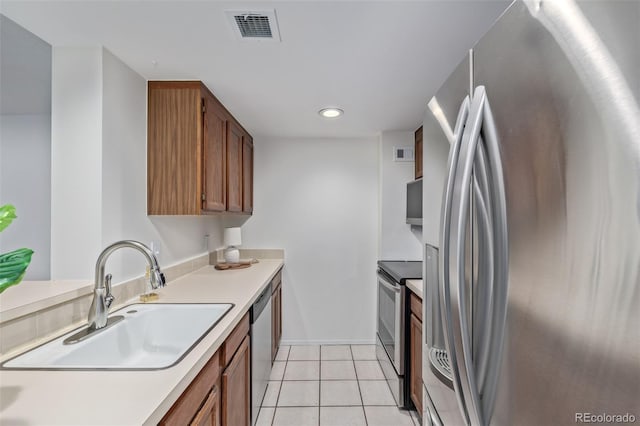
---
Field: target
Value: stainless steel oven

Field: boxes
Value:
[376,260,422,408]
[376,267,406,406]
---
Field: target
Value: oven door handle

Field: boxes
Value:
[378,275,401,293]
[378,273,405,375]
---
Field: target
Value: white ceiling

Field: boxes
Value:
[0,1,510,138]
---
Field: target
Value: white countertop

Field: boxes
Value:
[0,280,93,323]
[406,279,423,299]
[0,259,283,425]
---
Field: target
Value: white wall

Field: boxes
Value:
[0,115,51,279]
[379,131,422,260]
[51,47,103,279]
[241,136,379,344]
[51,47,224,282]
[0,15,52,279]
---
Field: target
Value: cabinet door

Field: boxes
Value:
[276,285,282,350]
[415,126,423,179]
[190,384,220,426]
[147,82,202,215]
[160,349,221,426]
[226,121,243,212]
[242,135,253,214]
[222,336,250,426]
[271,284,281,361]
[202,94,226,212]
[409,313,423,414]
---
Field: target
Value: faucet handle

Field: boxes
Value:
[104,273,114,308]
[149,268,166,289]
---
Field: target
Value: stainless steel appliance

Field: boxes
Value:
[376,260,422,408]
[422,1,640,425]
[250,283,272,426]
[406,178,423,225]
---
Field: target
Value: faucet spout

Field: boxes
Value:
[88,240,165,330]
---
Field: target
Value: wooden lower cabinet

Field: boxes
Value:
[191,385,220,426]
[271,269,283,361]
[221,336,250,426]
[409,292,423,415]
[160,314,250,426]
[159,350,221,426]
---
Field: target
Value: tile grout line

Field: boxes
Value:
[270,345,288,426]
[272,346,288,425]
[351,344,369,426]
[318,346,321,426]
[269,345,402,426]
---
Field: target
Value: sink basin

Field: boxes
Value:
[1,303,233,370]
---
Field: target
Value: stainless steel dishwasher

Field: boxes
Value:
[250,282,272,426]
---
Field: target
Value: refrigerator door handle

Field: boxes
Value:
[471,148,494,392]
[439,95,472,424]
[448,87,486,426]
[476,86,509,423]
[447,85,509,426]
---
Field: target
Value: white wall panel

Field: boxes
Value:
[242,136,379,344]
[379,130,422,260]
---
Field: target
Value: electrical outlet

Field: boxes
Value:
[204,234,210,251]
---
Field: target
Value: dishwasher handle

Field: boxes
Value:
[251,282,273,323]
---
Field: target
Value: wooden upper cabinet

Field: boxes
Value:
[202,92,227,212]
[148,81,203,215]
[242,134,253,214]
[415,126,423,179]
[147,81,253,215]
[226,120,243,213]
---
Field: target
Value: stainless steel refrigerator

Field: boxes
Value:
[421,1,640,425]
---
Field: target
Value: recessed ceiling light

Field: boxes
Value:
[318,107,344,118]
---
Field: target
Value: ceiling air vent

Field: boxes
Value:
[225,9,281,42]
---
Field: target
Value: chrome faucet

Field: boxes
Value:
[88,240,165,330]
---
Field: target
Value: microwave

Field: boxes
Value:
[406,178,422,225]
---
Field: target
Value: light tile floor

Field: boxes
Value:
[257,344,421,426]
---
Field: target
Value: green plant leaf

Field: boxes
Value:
[0,204,17,233]
[0,248,34,294]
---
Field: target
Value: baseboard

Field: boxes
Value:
[280,339,377,346]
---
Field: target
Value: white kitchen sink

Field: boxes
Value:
[1,303,233,370]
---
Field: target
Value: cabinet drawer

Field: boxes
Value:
[410,292,422,322]
[221,312,250,366]
[160,349,221,425]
